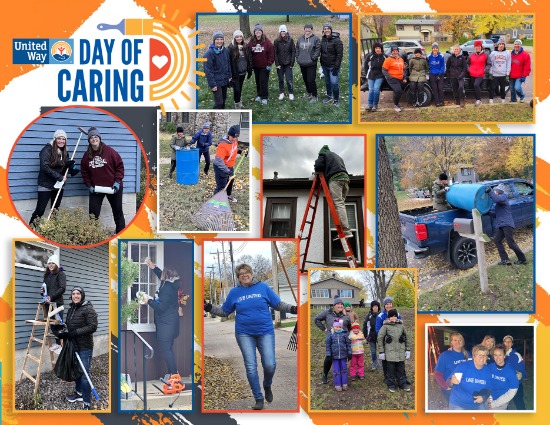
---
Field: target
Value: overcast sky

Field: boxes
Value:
[262,135,365,179]
[204,240,274,269]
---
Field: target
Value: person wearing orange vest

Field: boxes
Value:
[213,125,242,203]
[382,45,407,112]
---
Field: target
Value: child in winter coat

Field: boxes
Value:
[326,319,352,391]
[349,322,366,380]
[377,309,411,392]
[363,300,380,370]
[408,48,429,107]
[169,126,191,178]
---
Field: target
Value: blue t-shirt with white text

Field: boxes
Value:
[449,360,493,409]
[435,349,472,380]
[488,362,519,400]
[221,282,281,335]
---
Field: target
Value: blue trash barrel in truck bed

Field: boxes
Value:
[176,148,199,185]
[446,183,493,214]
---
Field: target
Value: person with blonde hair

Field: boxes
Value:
[481,334,496,363]
[434,331,471,403]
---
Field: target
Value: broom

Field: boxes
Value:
[191,153,246,231]
[273,242,298,351]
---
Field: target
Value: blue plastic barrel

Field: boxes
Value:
[176,148,199,185]
[446,183,493,214]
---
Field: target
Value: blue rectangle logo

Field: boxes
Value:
[13,39,50,64]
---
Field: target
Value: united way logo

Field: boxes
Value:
[49,39,74,64]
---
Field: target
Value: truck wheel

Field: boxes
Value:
[451,237,478,269]
[406,84,432,107]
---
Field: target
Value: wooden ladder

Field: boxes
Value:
[19,303,57,395]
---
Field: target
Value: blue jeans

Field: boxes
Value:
[235,333,276,401]
[322,66,340,101]
[369,341,377,366]
[509,78,525,102]
[367,78,383,106]
[75,348,93,403]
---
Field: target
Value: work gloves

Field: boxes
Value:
[331,67,339,76]
[204,301,212,312]
[227,168,234,177]
[485,186,492,193]
[520,77,526,83]
[399,333,407,344]
[266,66,272,72]
[385,334,393,344]
[112,182,120,193]
[378,353,385,360]
[290,305,298,314]
[68,329,78,339]
[89,186,95,194]
[406,351,411,360]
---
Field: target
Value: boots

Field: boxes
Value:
[460,98,465,108]
[454,98,460,105]
[234,101,242,109]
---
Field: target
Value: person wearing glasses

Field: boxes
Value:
[204,263,297,410]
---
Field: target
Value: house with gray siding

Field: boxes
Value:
[14,240,109,380]
[309,277,361,309]
[265,264,298,318]
[8,106,143,231]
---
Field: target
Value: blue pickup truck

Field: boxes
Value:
[399,178,534,269]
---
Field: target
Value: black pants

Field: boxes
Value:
[451,77,465,99]
[429,73,445,104]
[493,226,526,262]
[386,360,408,388]
[157,338,178,375]
[491,76,507,100]
[30,189,64,226]
[169,160,176,176]
[214,166,234,196]
[212,85,228,109]
[510,381,525,410]
[409,81,424,104]
[233,74,246,103]
[323,355,332,376]
[253,67,270,99]
[386,76,403,105]
[199,150,211,174]
[300,64,317,97]
[277,65,294,94]
[89,187,126,233]
[473,76,483,100]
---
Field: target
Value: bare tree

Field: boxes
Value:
[377,136,407,267]
[363,269,397,301]
[240,15,252,39]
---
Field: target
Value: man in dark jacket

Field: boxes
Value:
[204,31,232,109]
[487,183,527,265]
[432,173,450,211]
[320,22,344,106]
[65,286,98,410]
[363,300,380,371]
[191,121,213,175]
[314,145,352,238]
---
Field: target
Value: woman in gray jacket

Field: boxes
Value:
[488,38,511,103]
[295,23,321,102]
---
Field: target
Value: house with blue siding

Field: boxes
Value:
[14,239,109,379]
[8,106,143,231]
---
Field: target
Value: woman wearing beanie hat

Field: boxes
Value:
[362,300,381,370]
[408,47,429,107]
[190,122,213,175]
[344,301,359,323]
[467,40,489,106]
[314,296,351,384]
[204,263,297,410]
[204,31,232,109]
[248,24,275,105]
[42,254,66,353]
[213,125,242,203]
[320,21,344,106]
[228,29,253,109]
[363,42,386,112]
[427,42,446,106]
[296,23,321,102]
[432,172,450,211]
[274,24,296,101]
[382,45,407,112]
[64,285,98,410]
[168,126,192,178]
[29,129,79,227]
[80,126,126,233]
[509,39,531,103]
[326,319,352,391]
[375,296,402,384]
[488,38,511,103]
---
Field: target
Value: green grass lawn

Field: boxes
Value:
[196,15,351,123]
[418,251,534,312]
[309,307,415,411]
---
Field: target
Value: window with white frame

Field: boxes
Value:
[326,198,363,264]
[339,289,353,298]
[311,289,330,298]
[127,241,164,331]
[15,241,58,271]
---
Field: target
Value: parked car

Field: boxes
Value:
[398,178,533,269]
[460,39,495,54]
[491,34,506,44]
[383,39,426,56]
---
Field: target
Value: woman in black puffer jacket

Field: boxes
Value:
[64,286,98,410]
[42,254,66,351]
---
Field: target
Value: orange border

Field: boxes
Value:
[200,238,301,413]
[5,105,151,249]
[306,267,418,413]
[356,13,536,125]
[11,237,112,413]
[259,134,368,274]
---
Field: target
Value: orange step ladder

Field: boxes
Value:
[298,174,358,272]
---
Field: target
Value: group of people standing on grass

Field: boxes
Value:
[434,332,527,410]
[204,22,344,109]
[363,38,531,112]
[314,296,412,393]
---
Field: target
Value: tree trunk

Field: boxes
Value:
[240,15,252,40]
[377,136,408,268]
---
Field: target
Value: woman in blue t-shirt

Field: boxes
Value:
[434,331,471,403]
[204,263,297,410]
[487,344,519,410]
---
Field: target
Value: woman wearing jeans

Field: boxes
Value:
[363,42,386,112]
[509,39,531,103]
[204,263,297,410]
[320,22,343,107]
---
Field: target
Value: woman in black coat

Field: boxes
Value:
[42,254,66,352]
[142,257,180,376]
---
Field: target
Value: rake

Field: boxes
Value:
[191,153,246,231]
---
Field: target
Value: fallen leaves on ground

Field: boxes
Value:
[203,355,250,410]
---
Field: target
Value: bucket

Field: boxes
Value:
[176,148,199,185]
[446,183,493,214]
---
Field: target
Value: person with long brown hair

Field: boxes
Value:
[29,129,79,226]
[433,331,471,404]
[228,29,253,109]
[481,334,496,364]
[42,254,66,354]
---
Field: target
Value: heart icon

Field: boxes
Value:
[152,55,168,69]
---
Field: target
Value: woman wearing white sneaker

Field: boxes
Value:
[43,255,66,354]
[274,24,296,101]
[488,38,511,104]
[382,45,407,112]
[248,24,274,105]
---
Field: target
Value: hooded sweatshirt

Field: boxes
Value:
[296,33,321,67]
[65,287,98,350]
[314,145,349,183]
[364,48,386,80]
[489,49,511,77]
[468,51,488,78]
[427,51,446,75]
[382,55,406,80]
[248,34,275,68]
[510,47,531,79]
[80,142,124,189]
[213,136,239,174]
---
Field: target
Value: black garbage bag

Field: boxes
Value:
[50,323,69,340]
[54,339,83,382]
